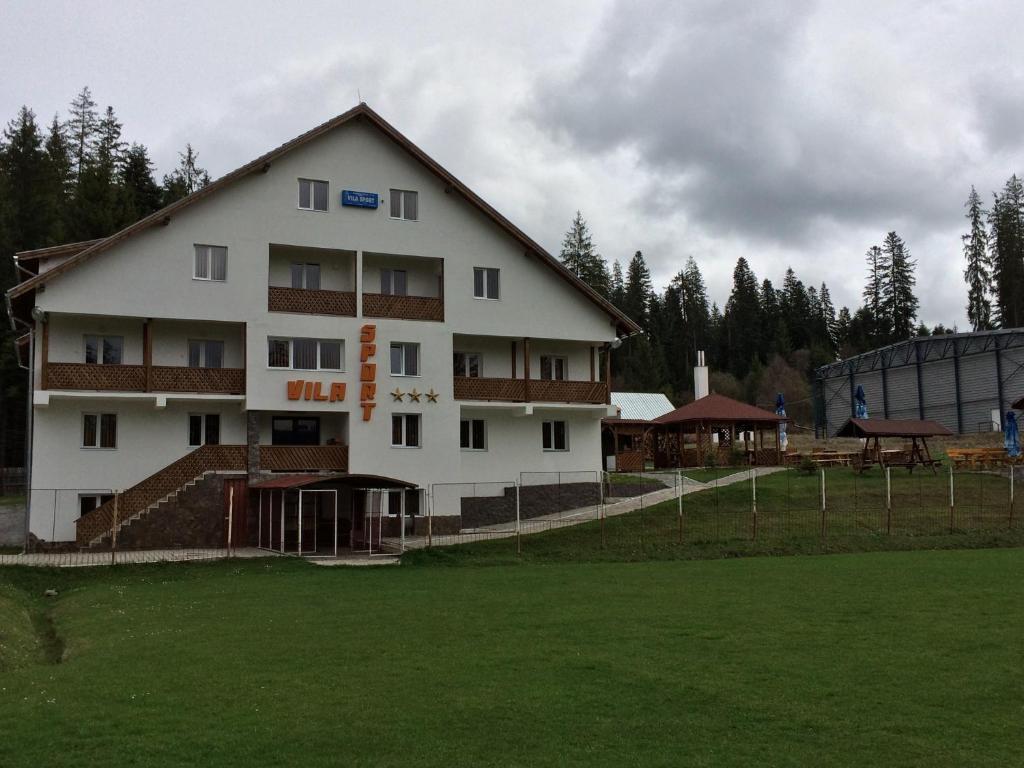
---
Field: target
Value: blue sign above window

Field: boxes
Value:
[341,190,379,209]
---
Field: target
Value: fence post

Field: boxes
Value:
[110,490,119,566]
[515,480,521,556]
[227,484,234,557]
[948,464,954,534]
[751,466,758,541]
[677,470,684,544]
[427,485,433,548]
[885,466,892,535]
[400,490,406,554]
[1010,467,1015,530]
[819,468,826,540]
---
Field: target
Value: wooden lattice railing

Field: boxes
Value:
[48,363,146,391]
[75,445,248,546]
[453,376,607,404]
[151,366,245,394]
[259,445,349,472]
[363,293,444,321]
[268,286,356,316]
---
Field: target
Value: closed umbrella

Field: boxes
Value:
[1004,411,1020,458]
[775,393,788,451]
[854,385,869,419]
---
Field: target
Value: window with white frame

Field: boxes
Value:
[267,338,343,370]
[473,267,499,299]
[389,189,418,221]
[390,342,419,376]
[391,414,421,447]
[188,339,224,368]
[78,494,113,518]
[84,335,123,365]
[380,268,408,296]
[460,419,486,450]
[453,352,481,378]
[542,420,568,451]
[540,355,567,381]
[188,413,221,447]
[298,179,329,211]
[194,245,227,281]
[290,262,321,290]
[82,413,117,449]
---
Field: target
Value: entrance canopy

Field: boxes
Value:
[250,473,416,490]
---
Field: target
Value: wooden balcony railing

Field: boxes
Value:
[454,376,607,404]
[268,286,356,316]
[46,362,245,395]
[48,363,146,391]
[259,445,349,472]
[362,292,444,322]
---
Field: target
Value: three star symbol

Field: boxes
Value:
[408,388,422,403]
[426,388,439,403]
[390,388,405,402]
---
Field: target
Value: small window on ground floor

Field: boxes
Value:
[460,419,487,450]
[542,420,568,451]
[188,414,221,447]
[78,494,114,518]
[387,489,421,516]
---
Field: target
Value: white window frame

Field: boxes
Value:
[389,189,418,221]
[83,334,124,365]
[380,268,408,296]
[540,355,568,381]
[460,418,487,451]
[290,262,321,290]
[453,352,482,378]
[267,338,344,371]
[391,413,421,448]
[188,413,221,447]
[473,267,500,300]
[78,493,113,518]
[542,420,569,452]
[297,178,329,212]
[390,342,420,377]
[193,244,227,281]
[82,412,117,449]
[188,339,225,369]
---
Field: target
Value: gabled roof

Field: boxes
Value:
[834,418,953,438]
[610,392,674,421]
[7,103,639,335]
[654,393,783,425]
[14,239,104,262]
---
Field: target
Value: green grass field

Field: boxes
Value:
[2,550,1023,767]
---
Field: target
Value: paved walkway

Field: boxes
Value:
[0,546,278,568]
[391,467,785,551]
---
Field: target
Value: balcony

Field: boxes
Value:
[268,286,356,317]
[259,445,349,472]
[46,363,245,395]
[362,292,444,322]
[454,376,607,404]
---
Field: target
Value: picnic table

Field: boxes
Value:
[946,447,1018,469]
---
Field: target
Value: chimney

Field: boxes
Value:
[694,350,709,399]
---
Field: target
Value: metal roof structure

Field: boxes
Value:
[610,392,675,421]
[834,418,953,438]
[250,473,415,490]
[653,393,783,425]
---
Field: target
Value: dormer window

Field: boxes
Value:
[298,179,329,212]
[389,189,418,221]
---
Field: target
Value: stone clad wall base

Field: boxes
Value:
[460,482,600,528]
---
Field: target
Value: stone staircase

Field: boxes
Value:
[76,445,247,547]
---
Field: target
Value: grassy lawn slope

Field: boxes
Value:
[2,550,1022,767]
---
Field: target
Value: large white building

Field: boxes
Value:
[6,104,638,550]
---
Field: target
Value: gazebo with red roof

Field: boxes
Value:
[651,393,786,467]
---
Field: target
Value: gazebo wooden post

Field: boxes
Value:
[774,424,781,465]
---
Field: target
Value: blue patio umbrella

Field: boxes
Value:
[1004,411,1020,458]
[854,385,869,419]
[775,393,788,450]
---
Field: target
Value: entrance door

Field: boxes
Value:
[272,416,321,445]
[223,478,248,548]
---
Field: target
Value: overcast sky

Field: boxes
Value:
[3,0,1022,327]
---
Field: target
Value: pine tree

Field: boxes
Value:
[780,268,811,350]
[819,283,838,355]
[881,231,919,341]
[609,260,624,308]
[659,282,690,397]
[95,106,126,171]
[835,306,852,352]
[43,115,73,242]
[988,175,1024,328]
[622,251,653,331]
[66,86,98,184]
[0,107,55,260]
[162,143,211,204]
[962,186,992,330]
[558,211,610,296]
[676,257,711,362]
[722,257,762,378]
[759,278,786,357]
[862,245,888,343]
[120,143,162,223]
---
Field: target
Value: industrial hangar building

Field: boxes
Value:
[814,328,1024,437]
